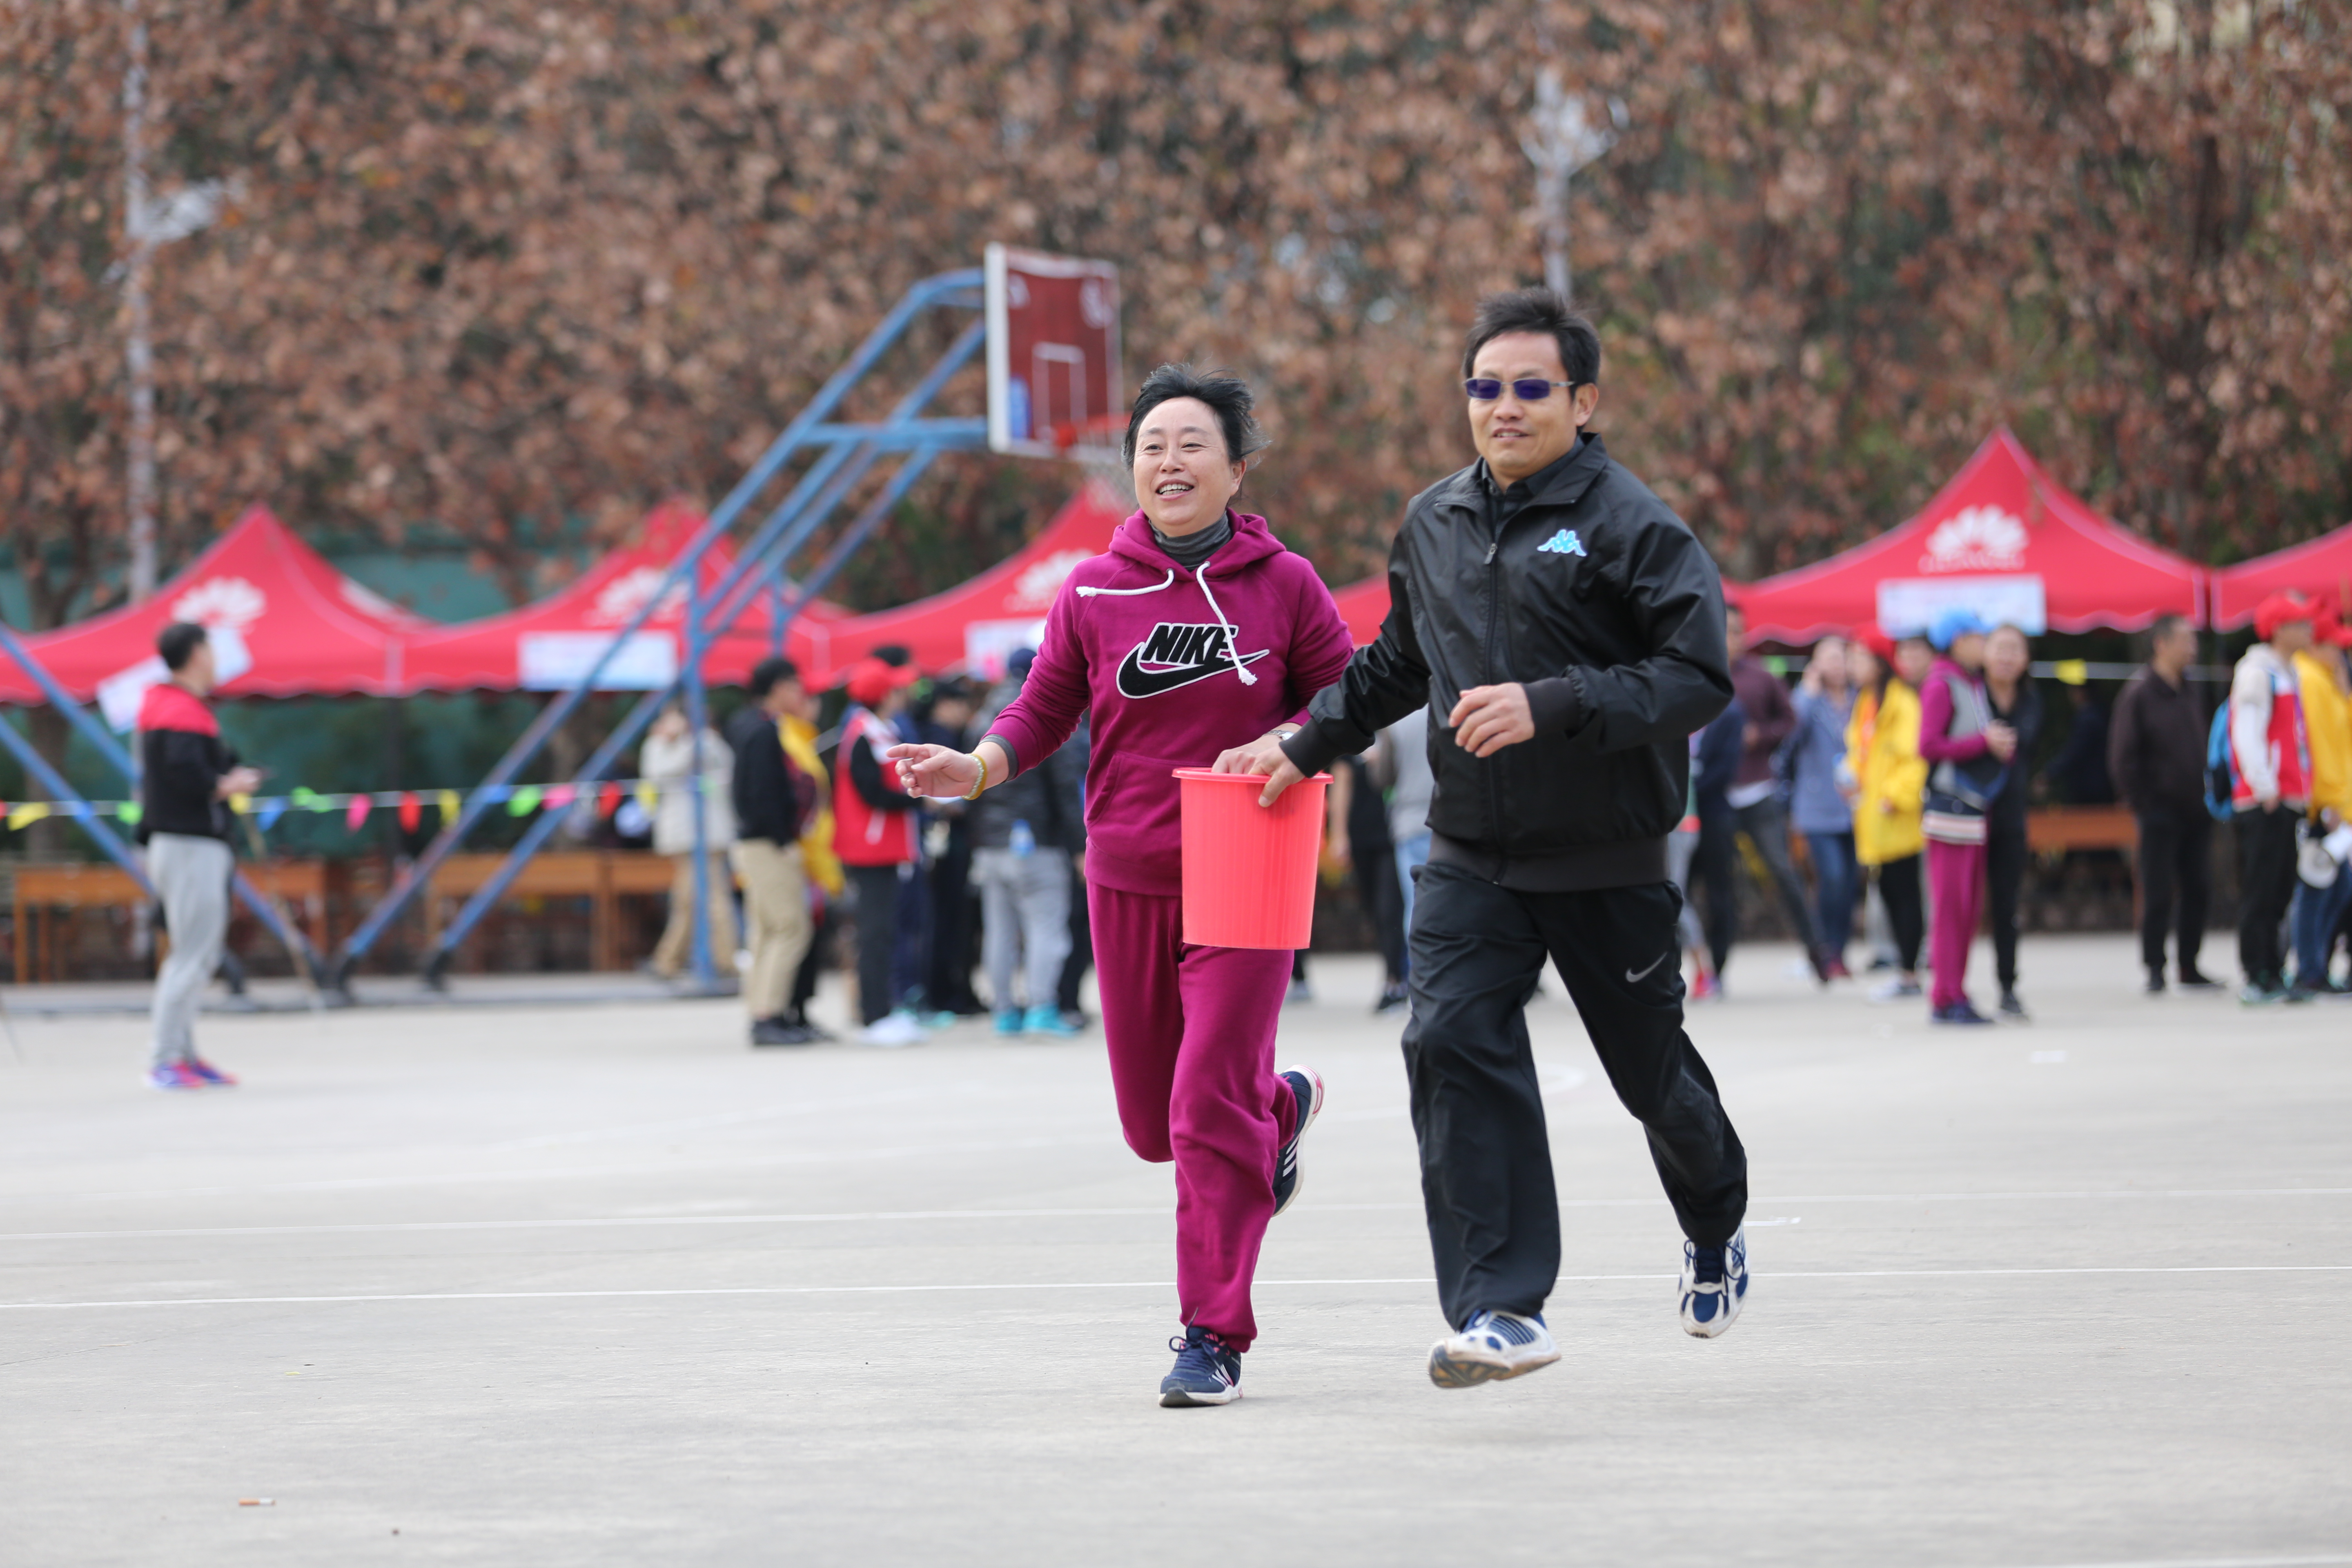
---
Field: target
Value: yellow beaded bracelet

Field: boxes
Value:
[962,750,990,802]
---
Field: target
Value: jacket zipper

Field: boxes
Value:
[1482,529,1506,858]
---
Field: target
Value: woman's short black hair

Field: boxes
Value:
[1121,364,1269,468]
[157,621,208,671]
[1461,287,1601,385]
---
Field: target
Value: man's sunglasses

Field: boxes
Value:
[1464,378,1584,401]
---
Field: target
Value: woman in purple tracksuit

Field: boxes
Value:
[890,366,1354,1407]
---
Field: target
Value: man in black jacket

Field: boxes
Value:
[139,622,262,1090]
[2107,614,2220,993]
[1227,287,1748,1385]
[727,657,817,1045]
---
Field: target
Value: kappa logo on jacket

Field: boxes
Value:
[1537,529,1587,557]
[1116,622,1270,699]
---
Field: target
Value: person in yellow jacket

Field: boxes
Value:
[777,697,846,1034]
[2290,613,2352,995]
[1844,625,1929,1000]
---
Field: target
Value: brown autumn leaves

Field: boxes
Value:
[4,0,2347,631]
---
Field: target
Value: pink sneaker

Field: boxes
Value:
[146,1062,205,1091]
[1690,971,1720,1001]
[185,1058,239,1087]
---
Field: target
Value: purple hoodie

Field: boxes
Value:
[987,509,1355,896]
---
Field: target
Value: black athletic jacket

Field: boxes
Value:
[1282,434,1732,890]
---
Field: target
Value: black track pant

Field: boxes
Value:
[1403,861,1748,1330]
[2134,809,2210,979]
[1873,853,1925,973]
[1987,813,2029,991]
[2235,807,2300,984]
[848,863,904,1025]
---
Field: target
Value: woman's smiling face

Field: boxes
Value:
[1132,396,1244,537]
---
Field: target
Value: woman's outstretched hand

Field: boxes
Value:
[1212,731,1306,808]
[887,743,979,800]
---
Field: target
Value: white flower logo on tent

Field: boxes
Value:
[589,566,688,625]
[1009,550,1091,612]
[1919,506,2029,573]
[169,576,267,630]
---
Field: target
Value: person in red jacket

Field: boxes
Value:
[889,365,1354,1408]
[836,657,922,1045]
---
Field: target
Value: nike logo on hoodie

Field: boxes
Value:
[1116,622,1271,699]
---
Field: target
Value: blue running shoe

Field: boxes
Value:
[1271,1065,1324,1217]
[993,1009,1025,1036]
[185,1057,238,1087]
[146,1062,204,1091]
[1022,1004,1079,1038]
[1930,1000,1995,1026]
[1427,1310,1559,1388]
[1159,1325,1243,1407]
[1680,1226,1748,1338]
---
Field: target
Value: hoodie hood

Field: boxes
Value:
[1106,509,1287,579]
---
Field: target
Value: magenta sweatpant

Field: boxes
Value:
[1927,838,1986,1009]
[1090,883,1298,1352]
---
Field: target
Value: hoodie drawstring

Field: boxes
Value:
[1078,566,1261,687]
[1191,568,1259,685]
[1076,570,1176,599]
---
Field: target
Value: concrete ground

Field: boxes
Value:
[2,935,2348,1568]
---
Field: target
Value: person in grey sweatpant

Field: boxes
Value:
[149,833,234,1071]
[136,621,261,1088]
[971,650,1088,1034]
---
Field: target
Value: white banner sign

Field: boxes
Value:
[964,617,1051,682]
[1875,575,2047,638]
[517,631,678,691]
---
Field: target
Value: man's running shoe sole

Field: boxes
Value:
[1425,1343,1560,1389]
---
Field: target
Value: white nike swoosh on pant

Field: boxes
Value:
[1625,951,1670,984]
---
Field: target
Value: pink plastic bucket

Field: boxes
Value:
[1174,767,1331,949]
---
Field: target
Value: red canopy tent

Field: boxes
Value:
[796,482,1128,685]
[1736,428,2205,644]
[1326,570,1754,648]
[397,501,849,694]
[2209,523,2352,630]
[0,506,428,716]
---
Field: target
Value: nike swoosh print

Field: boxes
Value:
[1116,645,1270,699]
[1624,949,1671,984]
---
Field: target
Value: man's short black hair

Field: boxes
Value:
[1121,363,1270,468]
[2149,612,2192,647]
[1461,287,1601,386]
[871,644,911,668]
[747,656,800,699]
[157,621,208,672]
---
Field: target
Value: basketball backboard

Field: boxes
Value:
[985,244,1122,464]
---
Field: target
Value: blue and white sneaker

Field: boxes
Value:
[1680,1226,1748,1338]
[1159,1325,1243,1407]
[1271,1065,1324,1217]
[1427,1309,1559,1388]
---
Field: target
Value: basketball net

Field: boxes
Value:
[1051,413,1133,514]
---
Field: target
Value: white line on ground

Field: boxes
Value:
[1,1186,2343,1243]
[2008,1555,2352,1568]
[8,1262,2351,1311]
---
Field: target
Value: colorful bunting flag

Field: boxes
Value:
[257,799,288,831]
[345,795,372,830]
[508,784,543,816]
[118,802,142,826]
[7,802,49,829]
[291,786,328,812]
[543,784,576,810]
[398,792,421,832]
[438,789,460,822]
[597,781,622,818]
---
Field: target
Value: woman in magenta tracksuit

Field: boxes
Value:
[890,366,1354,1407]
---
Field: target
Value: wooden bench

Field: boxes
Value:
[2026,805,2138,855]
[8,859,339,983]
[423,850,682,972]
